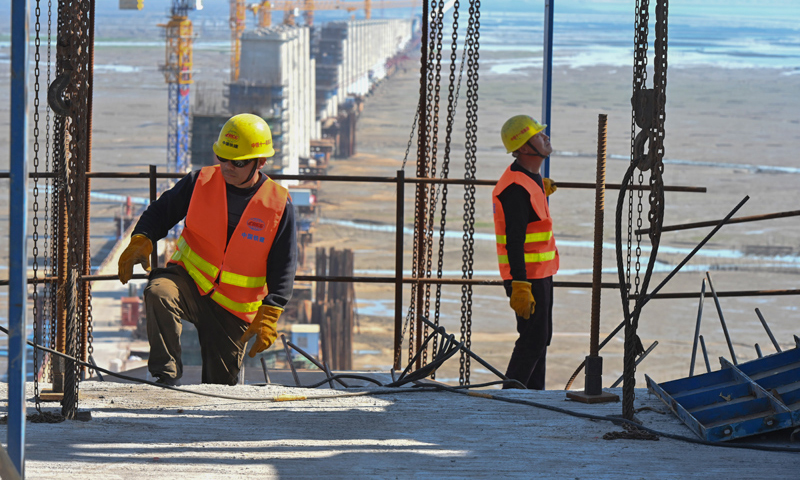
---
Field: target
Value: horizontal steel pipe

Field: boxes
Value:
[1,274,620,289]
[630,288,800,300]
[636,209,800,235]
[10,275,800,299]
[0,171,706,192]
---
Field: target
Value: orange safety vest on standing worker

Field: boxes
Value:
[492,165,559,280]
[169,165,288,323]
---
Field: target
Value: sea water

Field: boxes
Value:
[455,1,800,73]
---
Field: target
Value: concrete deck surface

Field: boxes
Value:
[2,382,799,479]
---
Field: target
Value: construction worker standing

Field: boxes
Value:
[117,113,297,386]
[493,115,559,390]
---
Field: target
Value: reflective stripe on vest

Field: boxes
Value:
[174,236,219,279]
[492,164,559,280]
[168,165,288,323]
[173,243,264,314]
[171,246,215,293]
[497,251,557,264]
[219,270,267,288]
[211,291,262,314]
[495,231,553,245]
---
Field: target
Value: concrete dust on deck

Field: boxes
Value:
[2,382,799,478]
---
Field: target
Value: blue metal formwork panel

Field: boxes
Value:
[646,345,800,442]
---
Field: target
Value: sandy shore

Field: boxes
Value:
[1,40,799,390]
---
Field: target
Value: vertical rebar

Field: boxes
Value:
[583,113,607,397]
[699,334,712,373]
[260,357,271,384]
[755,308,782,352]
[706,271,737,365]
[589,114,607,357]
[281,334,301,387]
[689,279,706,377]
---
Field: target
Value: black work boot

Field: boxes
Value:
[154,375,181,386]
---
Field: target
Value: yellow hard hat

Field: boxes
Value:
[501,115,547,153]
[212,113,275,160]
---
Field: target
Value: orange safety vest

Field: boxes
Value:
[492,165,559,280]
[168,165,288,323]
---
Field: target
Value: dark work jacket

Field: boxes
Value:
[132,170,297,308]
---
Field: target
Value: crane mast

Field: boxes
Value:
[161,1,195,173]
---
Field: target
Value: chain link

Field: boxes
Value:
[430,0,462,375]
[458,0,480,386]
[32,0,43,414]
[53,0,93,419]
[42,0,56,376]
[622,0,669,421]
[420,0,447,367]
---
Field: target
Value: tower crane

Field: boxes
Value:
[231,1,247,82]
[159,1,201,173]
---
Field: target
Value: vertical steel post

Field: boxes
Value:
[541,0,554,179]
[394,170,405,369]
[8,0,30,473]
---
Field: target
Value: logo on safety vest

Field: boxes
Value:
[247,218,265,231]
[241,232,266,243]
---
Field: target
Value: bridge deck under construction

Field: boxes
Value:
[2,381,798,479]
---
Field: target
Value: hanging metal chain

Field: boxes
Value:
[44,0,55,378]
[627,0,649,300]
[403,0,433,367]
[401,106,420,171]
[421,0,446,367]
[53,0,93,420]
[459,0,480,386]
[431,0,462,374]
[621,0,669,421]
[32,0,43,414]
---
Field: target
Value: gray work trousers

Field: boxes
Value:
[144,264,249,385]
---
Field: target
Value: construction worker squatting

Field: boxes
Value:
[117,113,297,386]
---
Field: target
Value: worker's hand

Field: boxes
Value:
[543,178,557,197]
[510,280,536,320]
[241,305,282,358]
[117,234,153,285]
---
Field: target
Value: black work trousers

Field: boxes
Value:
[503,276,553,390]
[144,264,249,385]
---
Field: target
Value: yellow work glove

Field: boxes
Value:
[510,280,536,320]
[117,234,153,285]
[543,178,557,197]
[241,305,282,358]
